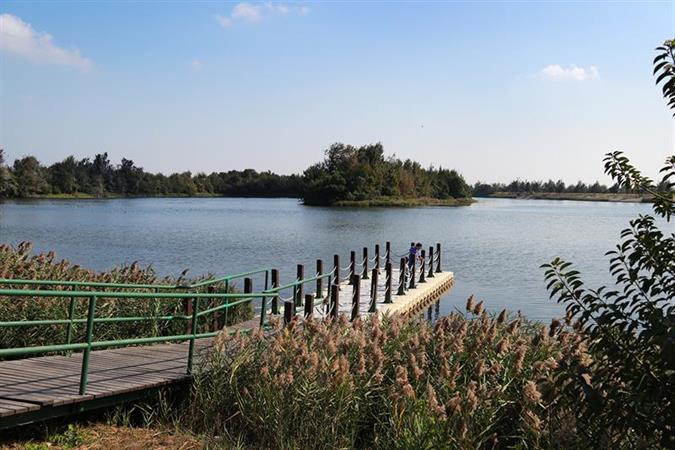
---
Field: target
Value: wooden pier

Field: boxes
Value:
[0,242,454,429]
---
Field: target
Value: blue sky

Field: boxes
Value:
[1,1,674,183]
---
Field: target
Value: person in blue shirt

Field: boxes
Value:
[408,242,423,268]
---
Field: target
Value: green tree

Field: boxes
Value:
[12,156,49,197]
[542,39,675,448]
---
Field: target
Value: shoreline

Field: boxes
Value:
[484,192,652,203]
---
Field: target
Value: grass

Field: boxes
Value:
[333,196,475,207]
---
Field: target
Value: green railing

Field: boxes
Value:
[0,266,340,396]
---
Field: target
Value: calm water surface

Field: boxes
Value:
[1,197,667,322]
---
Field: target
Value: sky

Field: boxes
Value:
[1,1,674,184]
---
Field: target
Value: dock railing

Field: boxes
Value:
[0,242,443,395]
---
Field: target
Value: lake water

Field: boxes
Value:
[0,197,667,322]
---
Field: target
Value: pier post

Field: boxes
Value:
[369,268,378,313]
[208,286,218,331]
[351,274,361,321]
[349,251,356,284]
[409,255,416,289]
[304,294,314,319]
[419,250,426,283]
[384,262,393,303]
[436,243,442,273]
[271,269,280,314]
[385,241,391,266]
[427,247,435,278]
[330,280,339,320]
[284,300,293,325]
[295,264,304,308]
[333,254,340,289]
[362,247,369,279]
[375,244,380,270]
[316,259,323,299]
[397,258,406,295]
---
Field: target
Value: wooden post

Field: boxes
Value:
[271,269,280,314]
[316,259,323,298]
[375,244,380,270]
[397,258,406,295]
[284,300,293,325]
[351,274,361,321]
[333,254,340,289]
[385,241,391,266]
[369,268,378,313]
[362,247,369,280]
[295,264,304,307]
[330,280,339,319]
[384,262,393,303]
[259,270,269,328]
[349,251,356,283]
[409,254,416,289]
[419,250,426,283]
[304,294,314,319]
[436,243,442,273]
[427,246,435,278]
[244,278,253,318]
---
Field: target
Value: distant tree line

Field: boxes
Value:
[472,179,672,197]
[302,143,471,205]
[0,149,302,199]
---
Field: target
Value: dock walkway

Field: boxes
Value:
[0,254,454,429]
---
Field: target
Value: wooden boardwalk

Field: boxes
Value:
[0,268,453,429]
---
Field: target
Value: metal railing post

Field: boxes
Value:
[385,241,391,266]
[66,294,76,346]
[349,251,356,284]
[409,254,416,289]
[187,297,200,374]
[79,295,97,395]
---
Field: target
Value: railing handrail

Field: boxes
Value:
[0,288,265,299]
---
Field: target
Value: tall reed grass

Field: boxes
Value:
[185,299,591,449]
[0,242,252,352]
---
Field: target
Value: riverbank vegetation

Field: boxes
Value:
[0,242,252,352]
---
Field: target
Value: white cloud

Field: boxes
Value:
[541,64,599,81]
[0,13,92,71]
[214,2,309,28]
[213,14,232,28]
[190,60,202,71]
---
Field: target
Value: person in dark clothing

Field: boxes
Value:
[408,242,423,268]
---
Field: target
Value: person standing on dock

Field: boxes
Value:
[408,242,423,268]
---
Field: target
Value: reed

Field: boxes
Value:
[186,304,591,449]
[0,242,252,351]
